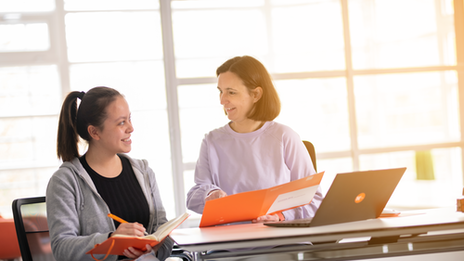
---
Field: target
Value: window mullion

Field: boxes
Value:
[54,0,71,97]
[159,0,185,217]
[453,0,464,185]
[341,0,359,170]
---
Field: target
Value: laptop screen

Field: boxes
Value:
[265,167,406,227]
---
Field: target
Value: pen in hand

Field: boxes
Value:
[107,213,148,236]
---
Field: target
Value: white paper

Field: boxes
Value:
[266,186,319,214]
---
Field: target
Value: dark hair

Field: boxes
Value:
[57,86,122,161]
[216,55,281,121]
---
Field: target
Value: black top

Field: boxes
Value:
[80,154,150,229]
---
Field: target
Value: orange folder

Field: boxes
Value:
[88,236,161,257]
[86,213,189,260]
[199,172,324,227]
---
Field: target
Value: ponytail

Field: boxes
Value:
[57,87,121,162]
[57,91,85,162]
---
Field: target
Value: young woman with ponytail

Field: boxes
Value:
[46,87,173,261]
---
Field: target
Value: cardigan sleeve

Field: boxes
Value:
[186,137,222,214]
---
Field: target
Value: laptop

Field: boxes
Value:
[264,167,406,227]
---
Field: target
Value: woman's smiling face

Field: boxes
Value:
[96,96,134,154]
[217,71,258,124]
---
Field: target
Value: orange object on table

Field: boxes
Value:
[0,217,21,259]
[457,196,464,212]
[200,172,324,227]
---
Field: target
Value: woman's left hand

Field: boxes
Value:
[252,214,280,223]
[123,244,158,260]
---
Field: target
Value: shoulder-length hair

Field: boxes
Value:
[216,56,281,121]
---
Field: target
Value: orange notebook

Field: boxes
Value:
[200,172,324,227]
[86,213,189,260]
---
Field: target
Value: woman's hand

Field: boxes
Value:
[205,189,227,202]
[112,222,147,237]
[123,244,159,260]
[252,214,280,223]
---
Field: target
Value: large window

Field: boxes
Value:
[174,0,464,214]
[0,0,176,218]
[1,0,463,223]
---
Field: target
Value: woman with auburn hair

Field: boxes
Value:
[47,86,173,261]
[187,56,323,223]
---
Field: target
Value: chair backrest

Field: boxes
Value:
[303,140,317,172]
[12,196,55,261]
[0,217,21,259]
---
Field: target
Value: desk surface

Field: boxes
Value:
[171,208,464,252]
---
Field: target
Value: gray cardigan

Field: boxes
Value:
[46,154,174,261]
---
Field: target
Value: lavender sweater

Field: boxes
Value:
[186,121,323,221]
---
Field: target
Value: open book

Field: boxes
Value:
[200,172,324,227]
[86,212,190,258]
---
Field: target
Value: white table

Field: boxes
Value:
[171,208,464,260]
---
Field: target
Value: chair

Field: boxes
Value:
[303,140,317,172]
[12,196,192,261]
[12,196,54,261]
[0,216,21,260]
[168,245,193,261]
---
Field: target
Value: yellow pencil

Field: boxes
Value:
[107,213,148,235]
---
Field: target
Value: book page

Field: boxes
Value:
[266,185,319,214]
[111,213,190,241]
[154,212,190,239]
[260,172,324,215]
[87,213,190,256]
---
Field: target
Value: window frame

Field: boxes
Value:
[0,0,463,219]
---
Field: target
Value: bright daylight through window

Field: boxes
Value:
[0,0,463,225]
